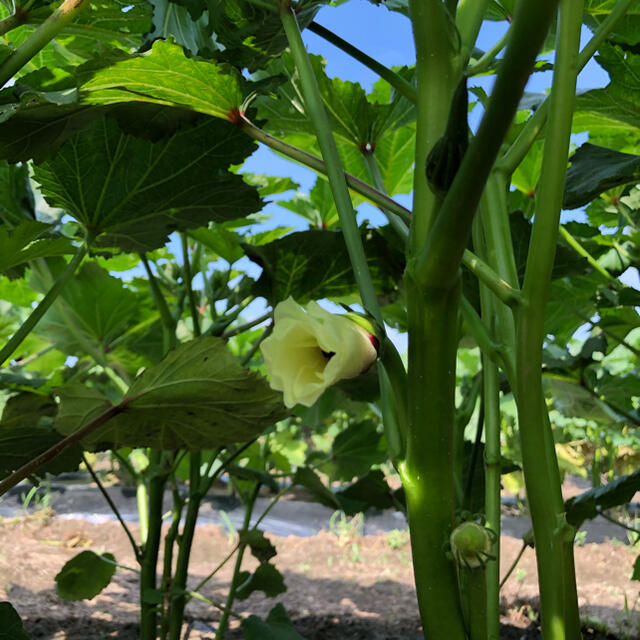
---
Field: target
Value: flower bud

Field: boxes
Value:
[450,522,491,569]
[261,297,379,408]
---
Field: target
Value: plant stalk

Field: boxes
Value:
[139,450,168,640]
[167,452,203,640]
[0,242,88,367]
[279,1,385,326]
[0,400,124,497]
[237,115,411,225]
[515,1,584,637]
[0,0,88,87]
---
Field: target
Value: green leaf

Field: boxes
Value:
[239,529,277,564]
[0,162,34,227]
[293,466,341,510]
[0,221,72,277]
[563,143,640,209]
[54,337,288,450]
[0,392,81,479]
[235,563,286,600]
[206,0,327,72]
[328,420,385,482]
[79,38,243,119]
[0,601,31,640]
[34,116,261,251]
[573,44,640,138]
[335,469,395,516]
[565,469,640,528]
[33,260,141,357]
[241,604,307,640]
[243,228,403,304]
[633,555,640,581]
[188,224,244,264]
[146,0,219,58]
[227,463,279,492]
[55,550,116,601]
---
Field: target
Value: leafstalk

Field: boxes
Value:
[456,0,491,65]
[237,114,411,225]
[462,249,522,307]
[0,0,88,87]
[0,240,88,367]
[361,150,409,243]
[515,1,584,637]
[466,26,511,76]
[140,254,177,352]
[83,454,142,563]
[0,400,124,497]
[308,21,416,103]
[279,1,384,327]
[181,233,201,337]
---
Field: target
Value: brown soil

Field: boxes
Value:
[0,511,638,639]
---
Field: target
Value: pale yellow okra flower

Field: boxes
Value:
[261,297,378,408]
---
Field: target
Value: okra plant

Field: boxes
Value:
[0,0,639,639]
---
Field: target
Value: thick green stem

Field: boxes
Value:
[136,476,150,546]
[460,567,488,640]
[498,0,634,176]
[414,0,560,289]
[279,4,383,326]
[515,2,584,638]
[0,0,88,87]
[168,452,203,640]
[308,21,416,103]
[400,275,466,640]
[0,242,88,367]
[139,450,168,640]
[408,0,458,254]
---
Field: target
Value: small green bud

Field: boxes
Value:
[450,522,491,569]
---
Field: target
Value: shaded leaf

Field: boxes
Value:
[235,563,286,600]
[563,143,640,209]
[293,466,341,510]
[239,529,277,564]
[565,469,640,528]
[0,601,30,640]
[328,420,385,482]
[0,162,34,227]
[241,603,307,640]
[55,551,116,601]
[0,221,72,277]
[54,337,288,450]
[243,228,403,304]
[34,116,261,251]
[335,469,395,516]
[633,555,640,582]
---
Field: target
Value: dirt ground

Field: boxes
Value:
[0,509,638,640]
